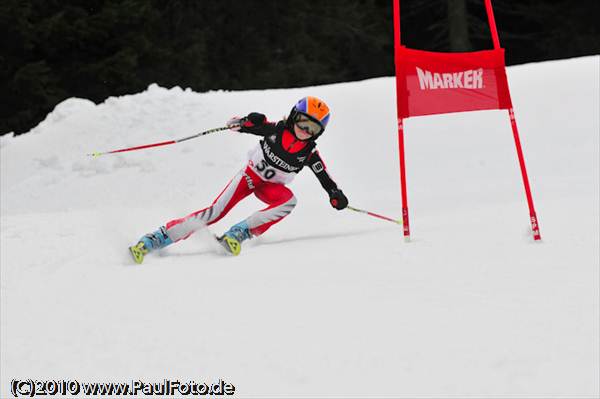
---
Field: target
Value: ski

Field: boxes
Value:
[129,242,148,264]
[215,235,242,256]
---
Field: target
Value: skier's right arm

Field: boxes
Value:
[226,113,279,137]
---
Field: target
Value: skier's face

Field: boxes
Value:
[294,123,314,141]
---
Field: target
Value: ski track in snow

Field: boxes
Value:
[1,57,599,397]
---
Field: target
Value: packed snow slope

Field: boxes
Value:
[2,56,599,398]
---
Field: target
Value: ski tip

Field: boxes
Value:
[129,242,147,264]
[216,235,241,256]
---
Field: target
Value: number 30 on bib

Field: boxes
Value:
[255,159,276,180]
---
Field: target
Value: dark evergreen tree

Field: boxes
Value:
[1,0,598,136]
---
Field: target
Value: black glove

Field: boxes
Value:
[227,113,266,131]
[329,189,348,210]
[246,112,266,126]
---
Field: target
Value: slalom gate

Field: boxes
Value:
[392,0,541,241]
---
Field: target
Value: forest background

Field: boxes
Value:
[2,0,599,136]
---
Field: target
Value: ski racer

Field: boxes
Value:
[129,96,348,262]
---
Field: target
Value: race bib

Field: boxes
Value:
[247,145,296,184]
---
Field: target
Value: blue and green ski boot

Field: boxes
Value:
[129,226,173,264]
[218,221,251,256]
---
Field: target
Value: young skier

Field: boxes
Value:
[129,96,348,263]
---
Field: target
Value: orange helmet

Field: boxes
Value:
[288,96,330,138]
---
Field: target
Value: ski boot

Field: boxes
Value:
[129,226,173,264]
[218,221,251,256]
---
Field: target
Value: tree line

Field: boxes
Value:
[1,0,598,135]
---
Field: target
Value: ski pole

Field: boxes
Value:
[87,125,236,157]
[347,205,403,225]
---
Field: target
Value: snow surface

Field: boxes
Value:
[1,56,599,398]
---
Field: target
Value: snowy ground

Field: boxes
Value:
[1,56,599,398]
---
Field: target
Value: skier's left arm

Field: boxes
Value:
[306,150,348,210]
[226,113,279,137]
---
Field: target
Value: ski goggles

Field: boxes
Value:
[293,113,324,137]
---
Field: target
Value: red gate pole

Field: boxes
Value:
[393,0,411,241]
[397,118,410,240]
[485,0,542,240]
[508,109,542,240]
[484,0,501,50]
